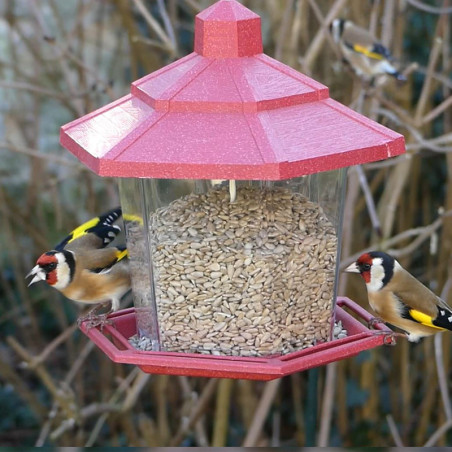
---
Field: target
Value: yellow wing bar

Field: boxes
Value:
[115,248,129,262]
[67,217,103,244]
[353,44,384,60]
[123,213,144,224]
[409,309,445,330]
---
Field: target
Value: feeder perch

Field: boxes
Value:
[61,0,405,379]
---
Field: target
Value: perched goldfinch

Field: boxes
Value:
[27,208,131,324]
[345,251,452,342]
[330,19,406,82]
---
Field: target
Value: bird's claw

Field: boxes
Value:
[78,313,113,331]
[77,305,113,331]
[382,332,398,346]
[369,329,402,346]
[367,316,385,330]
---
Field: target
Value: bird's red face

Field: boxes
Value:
[27,252,58,286]
[345,253,373,282]
[345,251,395,292]
[355,253,373,283]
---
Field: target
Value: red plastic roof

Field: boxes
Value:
[60,0,405,180]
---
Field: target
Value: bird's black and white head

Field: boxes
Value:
[27,250,75,290]
[345,251,400,292]
[330,18,345,43]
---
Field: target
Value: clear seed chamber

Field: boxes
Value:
[120,172,345,356]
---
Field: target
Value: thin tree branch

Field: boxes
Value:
[242,379,281,447]
[406,0,452,14]
[170,379,219,446]
[424,419,452,446]
[317,361,338,446]
[386,414,405,446]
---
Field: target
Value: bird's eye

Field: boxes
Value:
[362,263,371,271]
[45,262,57,271]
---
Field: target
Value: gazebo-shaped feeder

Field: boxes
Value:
[61,0,405,380]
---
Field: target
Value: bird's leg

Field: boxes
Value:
[77,303,113,330]
[367,316,385,329]
[371,330,406,346]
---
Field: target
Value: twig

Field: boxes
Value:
[182,0,202,13]
[301,0,347,73]
[1,141,84,167]
[7,336,78,422]
[170,378,219,446]
[274,0,295,62]
[131,35,173,51]
[271,409,281,447]
[340,209,452,269]
[177,376,209,446]
[155,375,171,445]
[381,0,396,48]
[133,0,176,55]
[25,323,78,370]
[354,165,382,236]
[0,80,74,100]
[421,95,452,125]
[157,0,178,56]
[364,154,409,170]
[317,361,337,446]
[414,36,444,125]
[212,379,234,446]
[416,65,452,89]
[64,341,96,385]
[83,368,142,445]
[290,373,304,445]
[406,0,452,14]
[387,212,452,257]
[424,419,452,446]
[121,371,151,412]
[386,414,405,446]
[242,379,281,447]
[28,1,85,116]
[338,167,360,293]
[375,108,452,153]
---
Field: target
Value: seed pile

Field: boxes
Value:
[130,320,348,351]
[129,186,338,356]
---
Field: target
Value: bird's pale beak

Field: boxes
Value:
[26,265,46,286]
[344,262,360,273]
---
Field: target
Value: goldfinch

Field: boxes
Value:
[27,208,131,323]
[345,251,452,342]
[330,19,406,82]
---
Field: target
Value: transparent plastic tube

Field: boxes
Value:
[119,172,346,356]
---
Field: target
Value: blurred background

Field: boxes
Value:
[1,0,451,446]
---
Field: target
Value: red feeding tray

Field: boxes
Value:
[79,297,396,380]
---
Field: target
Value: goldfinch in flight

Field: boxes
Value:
[346,251,452,342]
[330,18,406,82]
[27,208,131,325]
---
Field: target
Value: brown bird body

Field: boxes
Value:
[346,251,452,342]
[59,248,130,310]
[27,208,131,314]
[330,19,406,81]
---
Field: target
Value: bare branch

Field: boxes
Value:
[406,0,452,14]
[386,414,404,446]
[424,419,452,446]
[242,379,281,446]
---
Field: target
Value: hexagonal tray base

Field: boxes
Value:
[79,297,396,380]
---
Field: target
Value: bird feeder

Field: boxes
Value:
[60,0,405,380]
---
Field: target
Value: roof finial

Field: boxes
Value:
[194,0,263,58]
